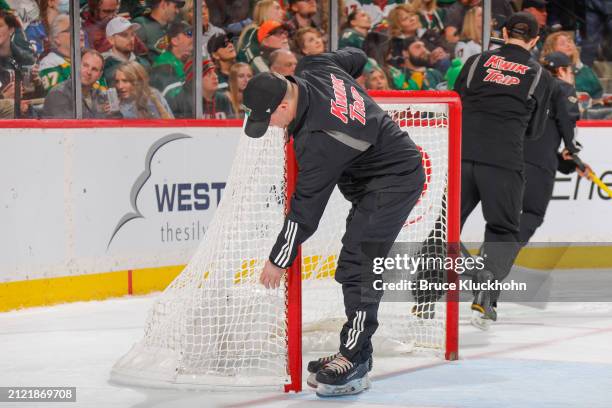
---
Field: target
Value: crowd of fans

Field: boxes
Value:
[0,0,609,120]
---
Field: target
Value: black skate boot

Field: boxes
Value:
[470,270,497,331]
[315,355,371,397]
[307,353,373,388]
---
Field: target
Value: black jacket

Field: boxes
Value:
[455,43,553,170]
[524,78,581,175]
[268,48,423,268]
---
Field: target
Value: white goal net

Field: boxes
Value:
[111,94,459,390]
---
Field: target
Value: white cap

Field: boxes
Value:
[106,16,140,38]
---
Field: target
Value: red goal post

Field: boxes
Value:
[284,90,462,392]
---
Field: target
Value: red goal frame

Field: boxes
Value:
[284,90,462,392]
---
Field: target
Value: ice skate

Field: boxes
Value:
[307,353,372,388]
[315,355,371,397]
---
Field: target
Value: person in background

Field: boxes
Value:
[286,0,320,41]
[393,36,444,90]
[168,59,234,119]
[180,0,225,59]
[295,27,324,56]
[364,66,391,90]
[25,0,60,57]
[582,0,612,66]
[417,0,446,34]
[114,60,173,118]
[338,8,371,50]
[42,49,109,118]
[236,0,284,64]
[521,0,548,57]
[207,32,235,90]
[455,6,482,64]
[247,20,290,74]
[363,31,404,90]
[227,61,252,118]
[150,20,192,99]
[82,0,119,51]
[541,31,604,105]
[443,0,480,44]
[102,16,150,86]
[269,49,297,76]
[134,0,184,64]
[39,14,88,92]
[118,0,148,18]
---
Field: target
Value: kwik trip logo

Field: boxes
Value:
[107,134,226,249]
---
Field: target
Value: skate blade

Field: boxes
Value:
[316,375,371,397]
[307,372,318,389]
[470,310,491,331]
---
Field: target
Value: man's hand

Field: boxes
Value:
[562,149,592,179]
[260,260,285,289]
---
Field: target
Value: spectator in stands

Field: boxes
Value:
[522,0,549,57]
[455,6,482,64]
[134,0,185,64]
[365,66,391,90]
[236,0,284,64]
[417,0,448,37]
[394,36,443,90]
[114,60,174,118]
[338,8,371,50]
[227,61,252,118]
[83,0,119,51]
[388,4,450,74]
[246,20,290,74]
[169,59,234,119]
[39,14,86,91]
[150,20,192,99]
[269,49,297,76]
[295,27,325,56]
[542,31,604,104]
[207,32,235,90]
[181,0,225,59]
[24,0,59,56]
[119,0,148,19]
[42,49,109,118]
[102,16,150,86]
[286,0,321,40]
[363,31,403,89]
[443,0,480,43]
[582,0,612,66]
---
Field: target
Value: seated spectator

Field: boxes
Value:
[338,8,371,50]
[443,0,480,44]
[522,0,549,58]
[247,20,290,74]
[286,0,321,44]
[168,59,234,119]
[388,4,450,74]
[83,0,119,51]
[295,27,324,56]
[25,0,59,56]
[227,61,253,118]
[207,32,235,90]
[39,14,74,91]
[102,16,150,86]
[363,31,405,90]
[542,31,604,104]
[236,0,284,64]
[150,21,192,98]
[364,66,391,90]
[416,0,446,34]
[134,0,184,64]
[42,49,109,118]
[114,60,174,118]
[181,0,225,59]
[119,0,148,18]
[455,6,482,64]
[393,36,444,90]
[269,49,297,76]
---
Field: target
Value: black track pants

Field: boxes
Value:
[519,163,556,246]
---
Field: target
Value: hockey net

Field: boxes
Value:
[111,91,461,391]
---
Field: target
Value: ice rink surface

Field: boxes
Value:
[1,276,612,408]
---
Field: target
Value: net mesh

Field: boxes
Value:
[111,101,452,388]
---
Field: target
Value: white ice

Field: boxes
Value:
[1,276,612,408]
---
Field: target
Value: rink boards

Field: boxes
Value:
[0,120,610,311]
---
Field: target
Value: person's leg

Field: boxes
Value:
[335,186,423,364]
[582,0,604,66]
[460,160,481,229]
[519,164,556,246]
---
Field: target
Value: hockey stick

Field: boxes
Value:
[571,154,612,199]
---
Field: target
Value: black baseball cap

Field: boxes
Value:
[243,72,288,138]
[207,33,231,55]
[167,21,192,38]
[505,11,539,39]
[522,0,547,10]
[543,51,571,68]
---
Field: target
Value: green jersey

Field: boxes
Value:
[39,52,108,93]
[150,50,186,99]
[338,28,365,50]
[133,14,168,63]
